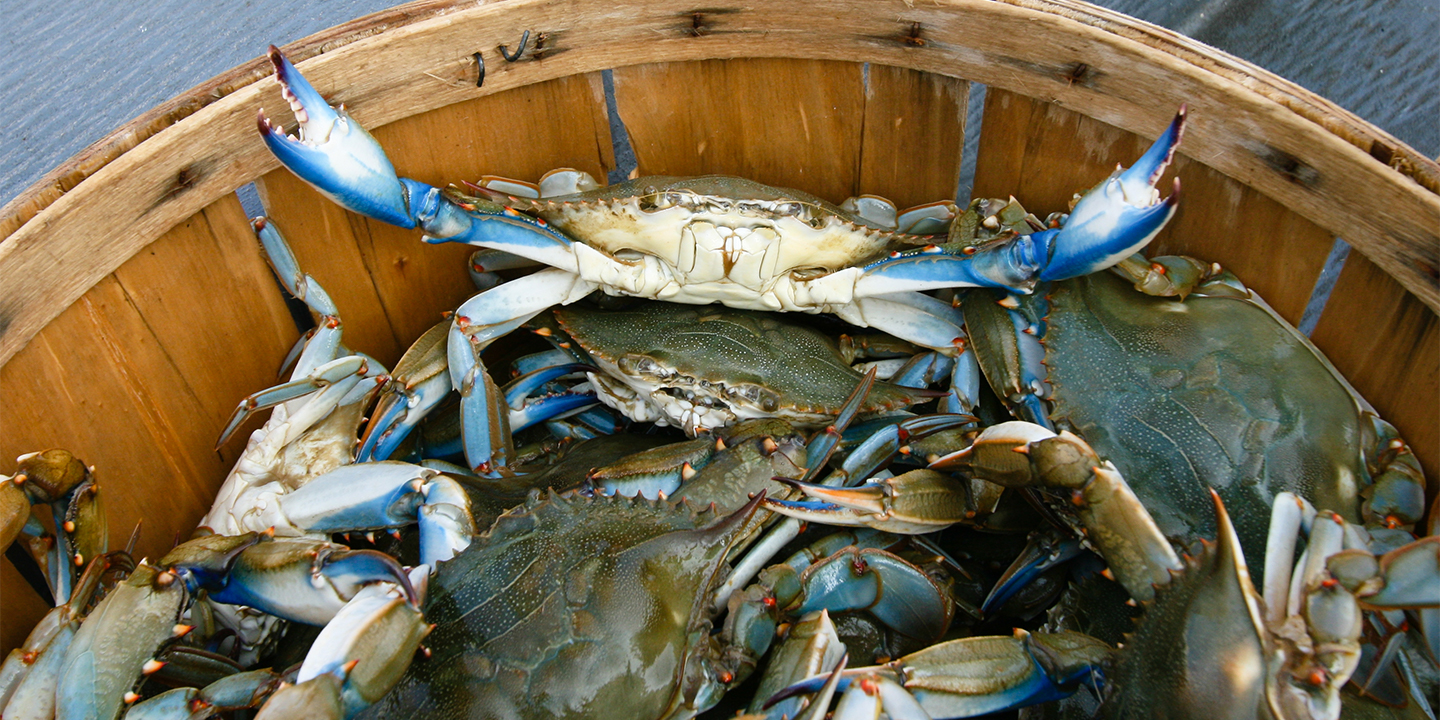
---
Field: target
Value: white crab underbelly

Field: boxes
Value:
[571,240,864,313]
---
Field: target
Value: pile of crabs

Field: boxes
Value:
[3,47,1436,720]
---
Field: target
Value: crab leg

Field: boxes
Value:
[164,533,418,626]
[447,268,597,473]
[981,529,1084,617]
[3,450,105,606]
[357,321,451,462]
[271,462,476,565]
[835,291,982,413]
[293,570,430,718]
[765,469,968,535]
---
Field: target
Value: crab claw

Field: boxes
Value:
[259,46,415,229]
[1036,107,1186,281]
[163,534,418,626]
[769,630,1114,717]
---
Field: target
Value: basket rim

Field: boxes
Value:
[0,0,1436,369]
[3,0,1434,238]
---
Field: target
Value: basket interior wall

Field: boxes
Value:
[2,58,1436,655]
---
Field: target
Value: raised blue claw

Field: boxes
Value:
[1035,107,1186,281]
[259,47,414,229]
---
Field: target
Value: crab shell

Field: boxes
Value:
[554,301,929,433]
[477,176,923,307]
[1018,269,1425,573]
[362,490,763,720]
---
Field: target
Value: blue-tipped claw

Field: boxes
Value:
[981,531,1084,617]
[1037,107,1186,281]
[259,47,414,229]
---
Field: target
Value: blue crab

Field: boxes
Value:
[551,300,934,434]
[951,239,1428,582]
[258,47,1184,474]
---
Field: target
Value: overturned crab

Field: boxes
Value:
[258,46,1184,474]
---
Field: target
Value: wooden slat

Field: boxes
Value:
[972,88,1332,323]
[613,60,967,208]
[613,60,867,202]
[0,195,296,654]
[256,73,614,367]
[1,559,49,656]
[1310,253,1440,502]
[858,65,969,211]
[2,0,1438,372]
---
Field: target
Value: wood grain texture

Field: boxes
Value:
[972,88,1332,323]
[858,65,969,211]
[613,60,967,209]
[1310,253,1439,501]
[0,195,295,654]
[1,559,49,657]
[255,73,614,367]
[2,0,1436,372]
[613,60,868,202]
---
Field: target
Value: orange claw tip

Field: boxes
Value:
[715,437,727,451]
[533,327,553,337]
[124,691,142,704]
[173,624,195,638]
[1100,568,1116,581]
[155,571,176,587]
[343,659,361,675]
[142,659,166,675]
[12,473,25,485]
[73,553,84,566]
[63,521,77,533]
[1011,445,1030,454]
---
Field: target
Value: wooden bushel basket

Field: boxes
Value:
[1,0,1436,658]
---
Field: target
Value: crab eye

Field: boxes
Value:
[789,267,831,281]
[619,355,667,378]
[728,384,780,412]
[641,192,686,213]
